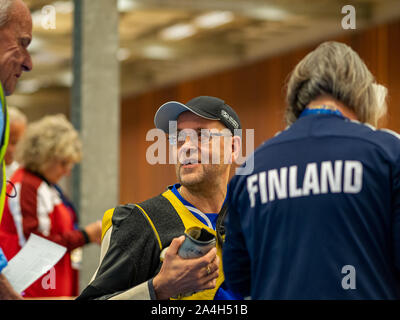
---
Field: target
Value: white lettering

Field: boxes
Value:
[343,161,362,193]
[146,129,167,164]
[41,5,56,30]
[152,304,186,317]
[246,160,363,205]
[289,165,302,197]
[235,129,255,176]
[302,163,320,196]
[268,167,287,201]
[41,266,56,290]
[341,5,356,30]
[320,160,342,193]
[247,174,258,208]
[341,265,356,290]
[259,171,268,204]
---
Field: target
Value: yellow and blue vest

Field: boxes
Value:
[78,186,240,300]
[0,84,10,222]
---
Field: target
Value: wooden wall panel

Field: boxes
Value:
[120,19,400,204]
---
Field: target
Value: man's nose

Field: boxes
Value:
[178,135,198,156]
[180,134,200,149]
[22,53,33,72]
[182,135,193,146]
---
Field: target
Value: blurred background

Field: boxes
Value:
[8,0,400,290]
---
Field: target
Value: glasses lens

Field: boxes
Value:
[169,129,231,146]
[168,134,177,145]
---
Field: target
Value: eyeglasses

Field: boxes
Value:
[168,129,232,146]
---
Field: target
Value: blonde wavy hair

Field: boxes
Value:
[285,41,387,126]
[15,114,82,173]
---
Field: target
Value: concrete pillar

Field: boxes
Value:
[71,0,120,292]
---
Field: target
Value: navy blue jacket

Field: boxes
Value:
[223,114,400,299]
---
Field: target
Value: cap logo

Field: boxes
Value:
[221,109,239,129]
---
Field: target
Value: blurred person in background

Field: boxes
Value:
[0,0,33,300]
[5,106,27,179]
[0,114,102,298]
[223,41,400,299]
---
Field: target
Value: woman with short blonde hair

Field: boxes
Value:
[15,114,82,178]
[0,114,101,298]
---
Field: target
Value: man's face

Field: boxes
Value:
[0,0,33,96]
[173,111,234,189]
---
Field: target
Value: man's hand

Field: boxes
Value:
[152,236,219,300]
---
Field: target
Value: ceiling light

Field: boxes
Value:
[141,45,174,60]
[118,0,139,12]
[57,71,73,87]
[246,6,289,21]
[194,11,234,29]
[52,1,74,14]
[159,23,196,41]
[117,48,131,61]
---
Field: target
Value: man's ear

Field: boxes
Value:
[232,135,241,163]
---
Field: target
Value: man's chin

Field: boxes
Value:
[178,170,204,187]
[3,83,15,96]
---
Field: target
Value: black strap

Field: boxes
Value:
[216,200,228,248]
[137,194,185,250]
[6,180,17,198]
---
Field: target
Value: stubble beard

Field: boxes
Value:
[176,163,228,195]
[176,164,205,190]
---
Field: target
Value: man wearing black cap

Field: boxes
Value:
[78,96,242,300]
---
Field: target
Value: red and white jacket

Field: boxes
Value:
[0,168,86,297]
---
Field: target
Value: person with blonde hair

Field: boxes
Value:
[5,106,27,179]
[223,41,400,299]
[0,114,101,298]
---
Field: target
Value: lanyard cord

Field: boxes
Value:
[299,104,343,118]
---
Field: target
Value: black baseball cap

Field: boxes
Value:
[154,96,241,135]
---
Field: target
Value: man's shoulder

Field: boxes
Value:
[137,191,177,216]
[104,190,181,230]
[102,189,185,249]
[111,193,168,218]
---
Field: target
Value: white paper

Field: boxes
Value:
[2,234,67,293]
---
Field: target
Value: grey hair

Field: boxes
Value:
[285,41,387,126]
[0,0,15,27]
